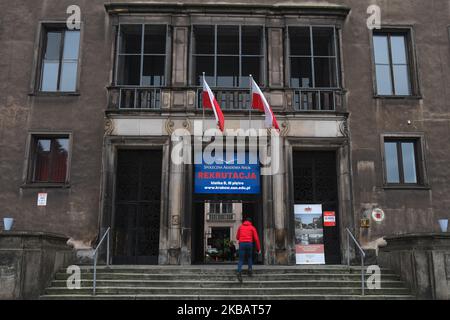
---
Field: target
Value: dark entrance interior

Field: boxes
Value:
[293,151,341,264]
[192,195,263,264]
[113,149,162,264]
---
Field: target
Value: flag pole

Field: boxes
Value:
[202,72,206,134]
[249,74,253,131]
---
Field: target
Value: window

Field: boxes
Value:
[192,25,264,87]
[373,32,412,96]
[117,24,167,86]
[40,27,80,92]
[30,136,70,184]
[383,139,421,185]
[289,26,339,88]
[222,203,233,213]
[210,203,221,213]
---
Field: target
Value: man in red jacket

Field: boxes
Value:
[236,217,261,282]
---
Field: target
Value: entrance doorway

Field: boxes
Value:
[192,197,263,264]
[293,151,341,264]
[112,149,162,264]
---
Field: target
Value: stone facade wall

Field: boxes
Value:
[0,1,449,261]
[0,232,74,299]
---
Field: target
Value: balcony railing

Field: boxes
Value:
[293,89,343,111]
[108,87,161,109]
[197,88,250,110]
[107,87,344,111]
[207,213,235,222]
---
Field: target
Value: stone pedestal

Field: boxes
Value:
[378,233,450,300]
[0,231,74,299]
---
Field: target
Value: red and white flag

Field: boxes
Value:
[250,78,280,130]
[202,76,225,132]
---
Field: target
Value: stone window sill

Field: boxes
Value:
[20,183,71,189]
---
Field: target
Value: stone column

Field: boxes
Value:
[261,172,274,265]
[171,24,188,87]
[165,135,186,264]
[272,135,288,264]
[267,26,284,88]
[158,139,171,264]
[338,141,356,264]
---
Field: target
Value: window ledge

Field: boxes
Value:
[382,184,430,190]
[374,95,422,100]
[20,183,71,189]
[29,92,80,97]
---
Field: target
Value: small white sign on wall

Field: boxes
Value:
[37,193,47,206]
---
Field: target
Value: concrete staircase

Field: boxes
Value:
[40,265,415,300]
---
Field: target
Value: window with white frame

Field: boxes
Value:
[373,31,413,96]
[40,27,80,92]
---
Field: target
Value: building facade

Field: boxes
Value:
[0,0,449,266]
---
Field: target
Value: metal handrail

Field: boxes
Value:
[92,227,111,295]
[345,227,366,296]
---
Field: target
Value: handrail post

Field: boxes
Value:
[92,227,111,296]
[106,231,110,267]
[345,228,366,297]
[347,231,350,268]
[361,255,365,296]
[93,251,97,296]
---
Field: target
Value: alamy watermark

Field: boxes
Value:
[66,265,81,289]
[367,5,382,30]
[170,120,281,176]
[66,5,81,30]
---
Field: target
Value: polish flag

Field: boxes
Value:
[250,78,280,130]
[202,76,225,132]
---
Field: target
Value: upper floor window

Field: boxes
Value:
[192,25,264,87]
[289,26,339,88]
[116,24,167,86]
[383,138,422,185]
[222,203,233,213]
[210,203,221,213]
[373,31,412,96]
[40,27,80,92]
[29,136,70,184]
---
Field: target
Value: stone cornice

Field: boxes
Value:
[104,2,351,18]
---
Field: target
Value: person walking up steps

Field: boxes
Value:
[236,217,261,282]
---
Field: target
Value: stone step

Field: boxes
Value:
[40,294,415,300]
[65,266,394,275]
[44,286,411,296]
[43,265,413,300]
[55,272,401,281]
[51,279,407,288]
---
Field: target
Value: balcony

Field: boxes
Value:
[207,213,235,222]
[197,87,344,111]
[108,87,161,109]
[293,89,343,111]
[106,87,345,112]
[197,88,250,110]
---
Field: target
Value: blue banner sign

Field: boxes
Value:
[194,153,260,194]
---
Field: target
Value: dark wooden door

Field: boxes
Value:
[293,151,340,264]
[113,150,162,264]
[192,201,205,264]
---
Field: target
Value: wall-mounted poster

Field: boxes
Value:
[294,204,325,265]
[194,152,260,194]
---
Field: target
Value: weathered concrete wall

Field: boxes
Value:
[379,233,450,300]
[0,231,74,299]
[0,0,111,243]
[0,0,449,255]
[342,0,450,239]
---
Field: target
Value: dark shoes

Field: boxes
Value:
[236,272,243,283]
[248,270,253,277]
